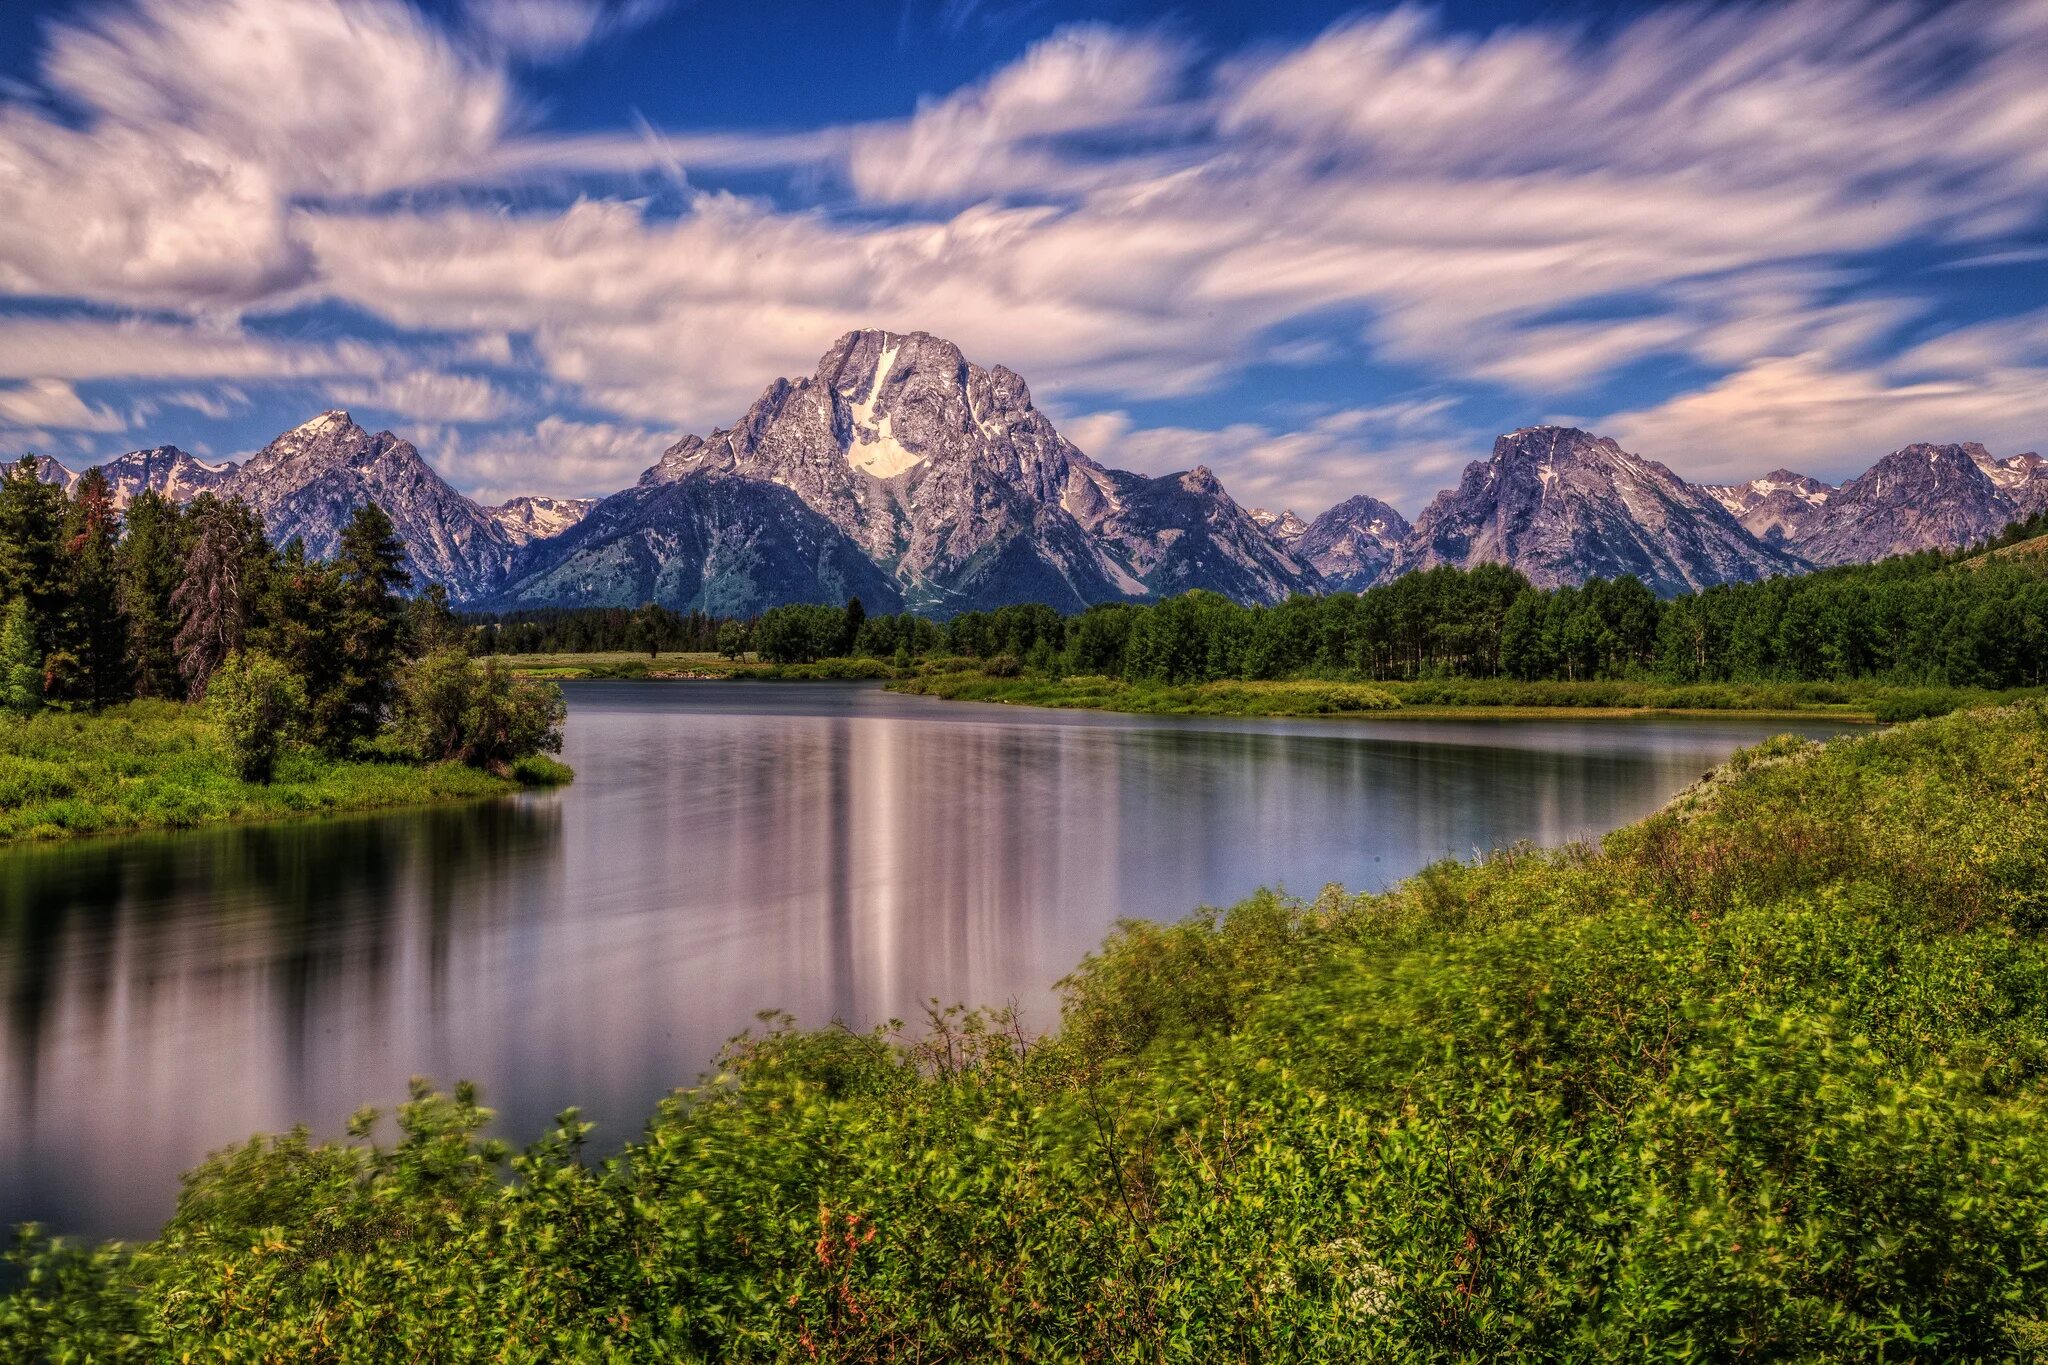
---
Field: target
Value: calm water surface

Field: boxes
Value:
[0,681,1858,1236]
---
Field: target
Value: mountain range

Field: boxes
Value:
[26,328,2048,612]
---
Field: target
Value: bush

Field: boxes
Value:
[206,650,305,783]
[390,649,565,773]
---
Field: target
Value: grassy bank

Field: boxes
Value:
[496,650,897,681]
[7,701,2048,1358]
[895,670,2041,722]
[0,701,570,843]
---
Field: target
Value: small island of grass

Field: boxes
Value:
[0,700,568,843]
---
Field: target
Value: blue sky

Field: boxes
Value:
[2,0,2046,514]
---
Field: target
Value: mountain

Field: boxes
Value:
[1248,507,1308,545]
[219,411,516,602]
[486,495,596,546]
[1061,457,1319,602]
[490,474,904,616]
[1704,470,1834,548]
[28,446,237,507]
[1793,442,2043,567]
[1396,427,1804,595]
[635,329,1311,612]
[1296,495,1411,592]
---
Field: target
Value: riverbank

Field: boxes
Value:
[499,652,2036,722]
[0,701,571,844]
[497,650,893,681]
[890,670,2038,722]
[6,701,2047,1357]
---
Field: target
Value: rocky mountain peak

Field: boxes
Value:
[1397,425,1801,594]
[1249,507,1309,544]
[630,327,1309,611]
[1795,441,2035,566]
[221,412,515,602]
[1297,494,1411,592]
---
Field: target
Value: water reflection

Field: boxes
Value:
[0,681,1855,1236]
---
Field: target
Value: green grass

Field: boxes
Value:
[896,671,2044,722]
[0,701,569,844]
[9,701,2048,1358]
[495,651,899,681]
[893,672,1401,716]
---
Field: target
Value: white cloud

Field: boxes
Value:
[0,379,127,433]
[331,370,519,422]
[1604,318,2048,483]
[1064,401,1474,516]
[417,415,675,503]
[464,0,671,62]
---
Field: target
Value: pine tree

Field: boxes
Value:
[173,495,269,698]
[325,504,410,751]
[0,456,68,662]
[118,490,192,699]
[56,467,129,708]
[0,596,40,715]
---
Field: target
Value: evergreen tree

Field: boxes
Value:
[173,495,269,698]
[0,597,39,715]
[839,596,866,657]
[0,456,68,661]
[325,504,410,751]
[117,490,192,698]
[56,467,129,708]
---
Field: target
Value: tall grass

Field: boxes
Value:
[7,702,2048,1358]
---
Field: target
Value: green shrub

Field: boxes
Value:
[390,649,566,773]
[205,649,305,783]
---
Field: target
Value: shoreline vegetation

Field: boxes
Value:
[493,650,2041,723]
[7,700,2048,1357]
[0,700,570,845]
[484,521,2048,725]
[0,460,570,845]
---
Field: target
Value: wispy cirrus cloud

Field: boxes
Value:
[1,0,2046,505]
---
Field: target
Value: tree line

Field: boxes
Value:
[0,457,561,780]
[733,516,2048,689]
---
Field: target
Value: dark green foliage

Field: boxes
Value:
[116,490,191,698]
[53,467,129,708]
[0,597,37,714]
[0,457,67,662]
[467,605,730,655]
[6,704,2048,1358]
[171,494,269,697]
[324,504,411,751]
[753,602,853,663]
[404,582,466,657]
[390,649,565,772]
[716,618,750,659]
[206,649,305,783]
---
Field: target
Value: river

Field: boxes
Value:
[0,680,1858,1236]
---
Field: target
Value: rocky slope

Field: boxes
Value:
[1061,457,1320,602]
[1295,495,1412,592]
[1396,427,1805,595]
[486,495,597,546]
[1793,443,2045,566]
[1248,508,1308,545]
[30,446,237,507]
[1704,470,1834,548]
[219,412,517,602]
[490,474,903,616]
[635,329,1312,612]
